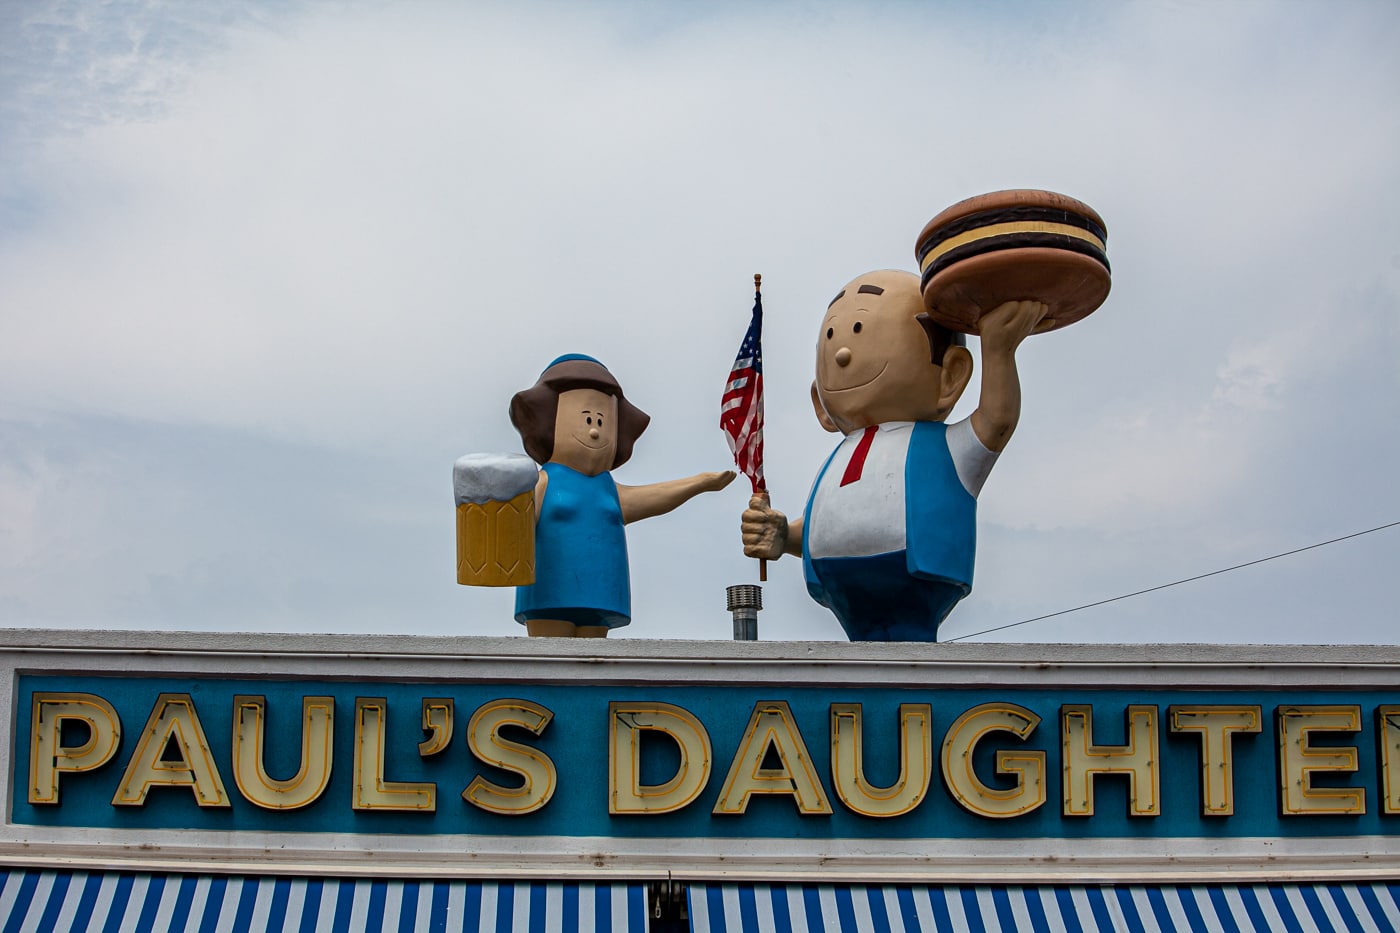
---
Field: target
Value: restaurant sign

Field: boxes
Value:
[2,631,1398,882]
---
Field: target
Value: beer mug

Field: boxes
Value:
[453,453,538,587]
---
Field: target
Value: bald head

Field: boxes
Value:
[827,269,922,313]
[812,269,972,433]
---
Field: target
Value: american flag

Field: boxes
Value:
[721,285,765,493]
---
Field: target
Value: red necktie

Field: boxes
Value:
[839,425,879,487]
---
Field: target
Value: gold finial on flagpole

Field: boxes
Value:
[754,273,762,292]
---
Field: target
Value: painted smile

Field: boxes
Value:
[820,362,887,394]
[570,433,610,450]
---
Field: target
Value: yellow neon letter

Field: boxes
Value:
[353,697,436,811]
[232,695,334,810]
[464,699,557,815]
[941,703,1046,819]
[830,703,931,818]
[30,693,122,805]
[1167,705,1261,816]
[1278,705,1365,815]
[418,698,454,757]
[1382,706,1400,815]
[713,701,832,815]
[610,702,712,814]
[112,693,230,807]
[1061,704,1159,817]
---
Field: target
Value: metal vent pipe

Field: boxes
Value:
[726,584,762,641]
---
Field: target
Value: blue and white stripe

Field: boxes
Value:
[0,871,649,932]
[687,881,1400,932]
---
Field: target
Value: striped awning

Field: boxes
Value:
[0,871,650,932]
[687,882,1400,932]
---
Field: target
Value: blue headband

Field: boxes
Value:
[543,353,602,374]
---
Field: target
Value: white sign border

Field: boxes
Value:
[3,629,1399,882]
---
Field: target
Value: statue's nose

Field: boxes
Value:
[589,427,600,440]
[835,347,852,367]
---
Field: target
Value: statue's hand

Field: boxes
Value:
[702,470,737,492]
[741,495,789,560]
[980,299,1048,355]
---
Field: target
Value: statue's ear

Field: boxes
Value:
[937,345,974,415]
[810,381,840,433]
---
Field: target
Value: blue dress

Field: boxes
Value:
[514,462,631,628]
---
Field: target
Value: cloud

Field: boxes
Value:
[1,0,1398,643]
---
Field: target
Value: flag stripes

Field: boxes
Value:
[721,289,765,494]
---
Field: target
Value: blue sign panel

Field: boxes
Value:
[13,674,1400,841]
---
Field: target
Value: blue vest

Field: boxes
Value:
[802,420,977,599]
[514,463,630,627]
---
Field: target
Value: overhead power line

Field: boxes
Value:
[944,520,1400,643]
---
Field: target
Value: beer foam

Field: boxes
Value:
[453,453,539,505]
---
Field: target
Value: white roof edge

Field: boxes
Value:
[2,628,1399,692]
[0,626,1396,662]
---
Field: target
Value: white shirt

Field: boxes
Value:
[806,418,997,559]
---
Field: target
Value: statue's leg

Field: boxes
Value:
[526,619,577,637]
[811,552,963,642]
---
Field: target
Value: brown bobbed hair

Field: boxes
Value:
[509,356,651,469]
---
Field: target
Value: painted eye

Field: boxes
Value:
[826,327,834,339]
[597,416,604,427]
[586,416,593,425]
[852,321,862,334]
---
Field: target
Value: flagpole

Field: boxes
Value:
[722,273,767,638]
[754,273,768,584]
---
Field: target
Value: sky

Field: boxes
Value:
[1,0,1397,645]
